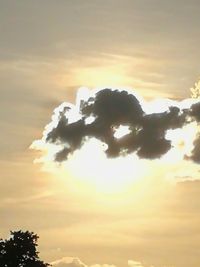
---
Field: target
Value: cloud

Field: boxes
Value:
[128,260,145,267]
[31,87,200,164]
[51,257,87,267]
[51,257,150,267]
[51,257,116,267]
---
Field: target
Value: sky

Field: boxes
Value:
[1,0,200,267]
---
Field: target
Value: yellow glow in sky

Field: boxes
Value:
[64,138,148,193]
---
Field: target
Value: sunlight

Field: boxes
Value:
[164,121,199,162]
[64,138,148,193]
[31,138,150,194]
[113,125,131,139]
[69,65,133,89]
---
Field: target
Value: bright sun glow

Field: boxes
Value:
[164,121,199,162]
[32,138,150,193]
[62,138,148,193]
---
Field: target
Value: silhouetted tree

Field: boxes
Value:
[0,230,50,267]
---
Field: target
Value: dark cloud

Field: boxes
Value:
[81,89,144,125]
[47,117,86,155]
[190,102,200,121]
[41,88,200,163]
[187,134,200,163]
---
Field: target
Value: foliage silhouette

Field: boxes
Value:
[0,230,50,267]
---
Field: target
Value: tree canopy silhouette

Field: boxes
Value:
[0,230,50,267]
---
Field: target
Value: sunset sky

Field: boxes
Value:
[1,1,200,267]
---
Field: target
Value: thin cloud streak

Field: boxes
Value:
[51,257,151,267]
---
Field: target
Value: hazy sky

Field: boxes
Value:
[1,1,200,267]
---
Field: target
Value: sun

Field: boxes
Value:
[32,137,150,194]
[60,138,149,193]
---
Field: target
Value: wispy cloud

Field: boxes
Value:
[51,257,152,267]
